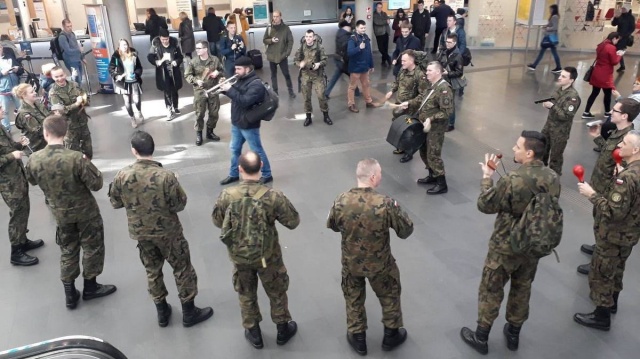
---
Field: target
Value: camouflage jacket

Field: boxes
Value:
[25,144,103,224]
[109,159,187,241]
[0,126,26,192]
[294,41,328,77]
[591,160,640,246]
[184,55,224,91]
[15,100,49,152]
[478,160,561,254]
[591,125,634,194]
[327,187,414,276]
[544,86,581,133]
[212,180,300,260]
[408,78,454,132]
[391,67,424,104]
[49,81,89,130]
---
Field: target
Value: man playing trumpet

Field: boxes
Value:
[185,40,225,146]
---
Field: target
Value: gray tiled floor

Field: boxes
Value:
[1,50,640,358]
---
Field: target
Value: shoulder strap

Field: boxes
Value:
[253,186,269,200]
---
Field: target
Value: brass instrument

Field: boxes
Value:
[205,75,239,96]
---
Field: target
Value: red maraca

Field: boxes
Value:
[573,165,585,183]
[612,148,623,165]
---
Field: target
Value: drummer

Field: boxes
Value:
[385,50,426,163]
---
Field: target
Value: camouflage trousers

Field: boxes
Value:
[541,127,569,176]
[419,129,446,176]
[589,239,634,307]
[193,89,220,131]
[301,74,328,113]
[341,263,403,333]
[56,215,105,282]
[232,252,291,329]
[65,125,93,159]
[137,234,198,304]
[0,178,30,246]
[477,250,539,328]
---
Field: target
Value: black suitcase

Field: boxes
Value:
[248,32,263,69]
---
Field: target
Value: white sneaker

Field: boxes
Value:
[135,112,145,123]
[130,117,138,128]
[166,109,175,121]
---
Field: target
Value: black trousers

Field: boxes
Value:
[375,33,391,64]
[269,59,293,93]
[432,27,446,53]
[584,86,612,114]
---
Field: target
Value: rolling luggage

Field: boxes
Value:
[247,32,263,69]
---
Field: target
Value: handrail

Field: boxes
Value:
[0,336,128,359]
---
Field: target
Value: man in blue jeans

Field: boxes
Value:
[219,56,273,185]
[59,19,84,85]
[325,21,360,99]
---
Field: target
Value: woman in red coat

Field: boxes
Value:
[582,32,624,119]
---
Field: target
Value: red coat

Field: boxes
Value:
[589,40,621,89]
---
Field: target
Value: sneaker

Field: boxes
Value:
[551,67,562,73]
[174,108,181,115]
[135,112,145,123]
[582,112,595,119]
[526,64,536,71]
[166,109,175,121]
[604,111,611,117]
[617,66,626,73]
[130,117,138,128]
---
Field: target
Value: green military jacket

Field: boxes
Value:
[15,101,50,152]
[544,85,581,132]
[391,67,424,104]
[327,187,414,276]
[478,160,561,255]
[591,125,634,194]
[0,127,27,194]
[49,80,89,130]
[294,41,327,77]
[408,78,454,132]
[263,22,294,63]
[25,144,102,224]
[184,55,224,91]
[109,159,186,241]
[591,160,640,247]
[212,180,300,260]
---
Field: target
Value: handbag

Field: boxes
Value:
[628,34,634,47]
[583,60,596,82]
[450,75,468,90]
[548,33,559,45]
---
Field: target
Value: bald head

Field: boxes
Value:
[239,151,261,175]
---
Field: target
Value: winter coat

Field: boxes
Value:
[589,40,621,89]
[147,36,184,91]
[411,9,432,37]
[262,22,294,63]
[108,48,143,88]
[392,17,409,40]
[430,4,455,29]
[439,26,467,54]
[392,34,422,76]
[373,11,390,36]
[179,19,196,55]
[223,71,266,129]
[612,12,636,49]
[145,14,168,42]
[347,33,374,74]
[202,13,225,43]
[437,46,464,80]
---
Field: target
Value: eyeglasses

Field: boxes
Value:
[612,108,624,114]
[195,47,204,50]
[446,41,455,44]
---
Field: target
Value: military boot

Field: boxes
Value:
[417,169,437,185]
[206,128,220,141]
[196,131,203,146]
[347,332,367,356]
[181,300,213,327]
[381,327,407,351]
[427,175,448,195]
[577,263,590,275]
[63,281,81,309]
[323,111,333,125]
[22,239,44,251]
[10,245,38,266]
[580,244,594,255]
[503,323,521,351]
[460,325,490,355]
[155,300,172,327]
[303,113,312,127]
[612,291,619,314]
[574,306,611,331]
[276,320,298,345]
[82,277,117,300]
[245,324,264,349]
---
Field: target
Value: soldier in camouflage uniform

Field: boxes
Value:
[461,131,561,355]
[0,106,43,266]
[327,158,414,356]
[185,40,224,146]
[25,115,116,309]
[212,151,300,349]
[402,61,454,194]
[574,130,640,331]
[294,30,332,127]
[578,98,640,275]
[48,67,93,159]
[109,131,213,327]
[540,66,581,176]
[13,83,50,152]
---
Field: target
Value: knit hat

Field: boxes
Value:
[235,56,253,67]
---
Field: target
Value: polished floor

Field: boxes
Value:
[1,50,640,359]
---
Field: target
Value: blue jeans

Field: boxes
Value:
[0,93,20,130]
[531,45,561,69]
[65,60,83,85]
[324,58,359,97]
[229,125,272,178]
[209,41,220,58]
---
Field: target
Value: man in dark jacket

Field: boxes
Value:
[325,21,359,99]
[372,2,392,67]
[147,29,183,121]
[612,6,636,72]
[219,56,273,185]
[437,33,464,132]
[202,7,225,58]
[430,0,455,54]
[392,23,422,77]
[347,20,379,113]
[410,0,431,51]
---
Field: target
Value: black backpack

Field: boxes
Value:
[50,33,65,63]
[461,47,473,67]
[243,80,279,125]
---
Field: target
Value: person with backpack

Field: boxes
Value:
[324,21,360,99]
[437,33,464,132]
[294,30,332,127]
[212,150,300,350]
[58,19,84,85]
[262,10,296,99]
[574,129,640,331]
[347,20,379,113]
[611,6,635,72]
[202,7,225,58]
[461,130,561,355]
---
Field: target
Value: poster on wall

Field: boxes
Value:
[85,4,114,94]
[253,0,269,25]
[388,0,409,10]
[175,0,191,14]
[516,0,556,26]
[33,0,49,29]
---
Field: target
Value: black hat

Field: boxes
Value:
[417,0,424,4]
[235,56,253,67]
[158,28,169,37]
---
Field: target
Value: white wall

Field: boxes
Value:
[43,0,65,29]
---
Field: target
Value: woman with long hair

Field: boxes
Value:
[527,4,561,72]
[145,8,168,43]
[582,32,624,119]
[13,83,49,152]
[179,12,196,59]
[232,8,250,46]
[392,8,409,43]
[108,39,144,128]
[341,6,356,28]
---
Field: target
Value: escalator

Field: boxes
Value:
[0,336,127,359]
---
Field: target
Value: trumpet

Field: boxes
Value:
[205,75,239,96]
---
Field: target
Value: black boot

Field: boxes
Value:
[503,323,521,351]
[155,300,172,327]
[303,113,312,127]
[196,131,203,146]
[288,88,296,99]
[400,153,413,163]
[82,277,117,300]
[612,291,619,314]
[347,332,367,356]
[63,281,81,309]
[417,169,437,185]
[10,245,38,266]
[22,239,44,251]
[460,325,490,355]
[381,327,407,351]
[206,128,220,141]
[580,244,594,255]
[245,325,264,349]
[577,263,590,275]
[181,300,213,327]
[276,320,298,345]
[574,306,611,331]
[427,175,448,195]
[323,111,333,125]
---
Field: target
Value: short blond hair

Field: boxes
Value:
[356,158,380,182]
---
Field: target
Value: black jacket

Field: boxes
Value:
[145,14,168,42]
[224,71,266,129]
[612,12,636,36]
[410,9,432,37]
[108,48,143,88]
[437,46,463,80]
[147,36,184,91]
[202,14,225,43]
[431,5,455,29]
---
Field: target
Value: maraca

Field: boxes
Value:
[612,148,623,165]
[573,164,585,183]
